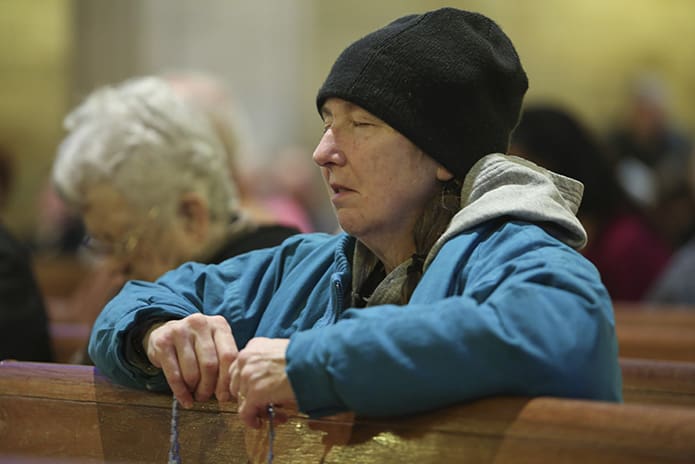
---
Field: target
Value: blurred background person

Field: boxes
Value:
[511,105,673,302]
[51,76,299,362]
[0,144,53,362]
[242,143,338,233]
[646,150,695,306]
[607,73,694,249]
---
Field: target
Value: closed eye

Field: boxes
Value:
[322,118,333,133]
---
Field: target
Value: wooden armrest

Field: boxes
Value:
[2,361,695,463]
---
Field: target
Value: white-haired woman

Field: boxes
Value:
[89,8,621,427]
[54,76,299,282]
[52,77,298,361]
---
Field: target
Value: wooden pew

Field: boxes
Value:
[614,302,695,323]
[1,361,695,463]
[614,303,695,363]
[621,357,695,407]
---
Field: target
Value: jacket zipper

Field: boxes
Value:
[333,279,344,321]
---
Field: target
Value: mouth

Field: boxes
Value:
[329,182,353,194]
[328,182,355,203]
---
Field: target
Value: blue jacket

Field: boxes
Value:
[89,154,622,417]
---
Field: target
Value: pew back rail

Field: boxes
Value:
[1,361,695,463]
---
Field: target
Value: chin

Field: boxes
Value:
[336,206,380,239]
[336,219,366,239]
[336,220,355,236]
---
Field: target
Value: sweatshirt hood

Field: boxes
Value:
[426,153,586,268]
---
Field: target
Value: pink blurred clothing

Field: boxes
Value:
[583,212,672,302]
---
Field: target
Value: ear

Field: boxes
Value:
[177,192,209,240]
[436,166,454,182]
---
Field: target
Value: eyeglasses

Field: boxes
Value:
[82,207,160,258]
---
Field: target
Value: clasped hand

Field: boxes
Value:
[144,313,296,428]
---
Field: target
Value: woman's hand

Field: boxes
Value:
[229,337,297,428]
[144,313,238,408]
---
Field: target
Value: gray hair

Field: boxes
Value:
[52,76,239,221]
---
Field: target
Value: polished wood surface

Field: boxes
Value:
[621,357,695,407]
[614,304,695,362]
[1,361,695,463]
[614,302,695,321]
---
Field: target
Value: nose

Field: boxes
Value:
[312,129,345,168]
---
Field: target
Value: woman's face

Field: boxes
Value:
[81,184,193,281]
[313,98,451,259]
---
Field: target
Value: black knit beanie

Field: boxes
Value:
[316,8,528,179]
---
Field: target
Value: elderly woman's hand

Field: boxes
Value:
[144,313,238,408]
[229,337,297,428]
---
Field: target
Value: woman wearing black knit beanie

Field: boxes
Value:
[89,8,622,430]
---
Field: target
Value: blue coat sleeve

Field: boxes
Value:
[88,234,327,389]
[286,223,622,418]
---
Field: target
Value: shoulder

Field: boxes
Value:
[424,221,608,309]
[441,220,577,256]
[435,220,599,280]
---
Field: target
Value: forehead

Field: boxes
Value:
[320,98,381,120]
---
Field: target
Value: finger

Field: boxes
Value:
[273,410,289,425]
[238,398,263,429]
[174,330,201,395]
[233,351,252,404]
[192,334,219,403]
[214,329,238,402]
[158,344,194,409]
[143,323,169,368]
[146,323,188,405]
[228,358,240,399]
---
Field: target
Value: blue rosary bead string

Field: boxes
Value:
[267,404,275,464]
[168,396,182,464]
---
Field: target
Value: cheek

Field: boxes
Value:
[129,252,180,281]
[319,167,332,188]
[127,236,181,279]
[380,188,416,216]
[127,259,161,281]
[387,175,439,215]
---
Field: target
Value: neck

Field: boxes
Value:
[360,232,415,274]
